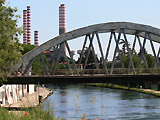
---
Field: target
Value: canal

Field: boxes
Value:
[43,84,160,119]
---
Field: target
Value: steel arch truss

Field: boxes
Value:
[12,22,160,76]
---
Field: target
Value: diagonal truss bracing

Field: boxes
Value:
[21,26,160,76]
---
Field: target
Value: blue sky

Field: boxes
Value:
[5,0,160,59]
[5,0,160,44]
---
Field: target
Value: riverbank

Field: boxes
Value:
[2,87,53,109]
[0,105,57,120]
[84,83,160,97]
[0,87,62,120]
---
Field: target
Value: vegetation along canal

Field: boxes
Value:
[43,84,160,119]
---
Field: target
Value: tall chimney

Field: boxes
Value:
[27,6,31,44]
[34,31,39,46]
[59,4,66,34]
[23,10,27,44]
[59,4,66,56]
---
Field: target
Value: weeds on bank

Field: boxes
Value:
[0,105,59,120]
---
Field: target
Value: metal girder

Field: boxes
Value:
[113,32,125,68]
[50,45,59,70]
[136,35,148,69]
[64,52,73,75]
[105,32,113,61]
[137,33,148,74]
[110,29,122,74]
[153,47,160,73]
[95,32,108,74]
[11,22,160,76]
[148,33,160,73]
[88,34,99,70]
[122,29,136,75]
[128,35,137,72]
[15,22,160,73]
[22,58,35,76]
[52,44,63,75]
[37,55,45,74]
[77,35,89,70]
[40,54,49,75]
[65,41,79,76]
[51,43,75,75]
[82,32,95,75]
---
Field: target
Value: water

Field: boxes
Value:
[43,84,160,120]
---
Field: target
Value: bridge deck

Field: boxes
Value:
[5,74,160,84]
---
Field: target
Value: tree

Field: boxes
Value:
[119,39,131,56]
[0,0,22,85]
[145,54,155,68]
[122,54,139,68]
[20,44,42,74]
[117,39,140,68]
[119,39,126,56]
[20,44,36,55]
[138,48,155,68]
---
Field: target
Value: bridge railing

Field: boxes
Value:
[30,68,160,76]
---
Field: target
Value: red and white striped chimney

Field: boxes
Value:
[23,10,27,44]
[27,6,31,44]
[59,4,66,35]
[34,31,39,46]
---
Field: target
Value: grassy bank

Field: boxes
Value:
[84,83,160,97]
[0,106,59,120]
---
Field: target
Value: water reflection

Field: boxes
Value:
[43,84,160,119]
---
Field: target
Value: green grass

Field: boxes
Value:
[0,106,60,120]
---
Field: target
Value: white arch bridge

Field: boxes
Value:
[12,22,160,77]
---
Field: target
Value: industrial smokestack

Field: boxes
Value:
[34,31,39,46]
[23,10,27,44]
[59,4,66,56]
[59,4,66,34]
[27,6,31,44]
